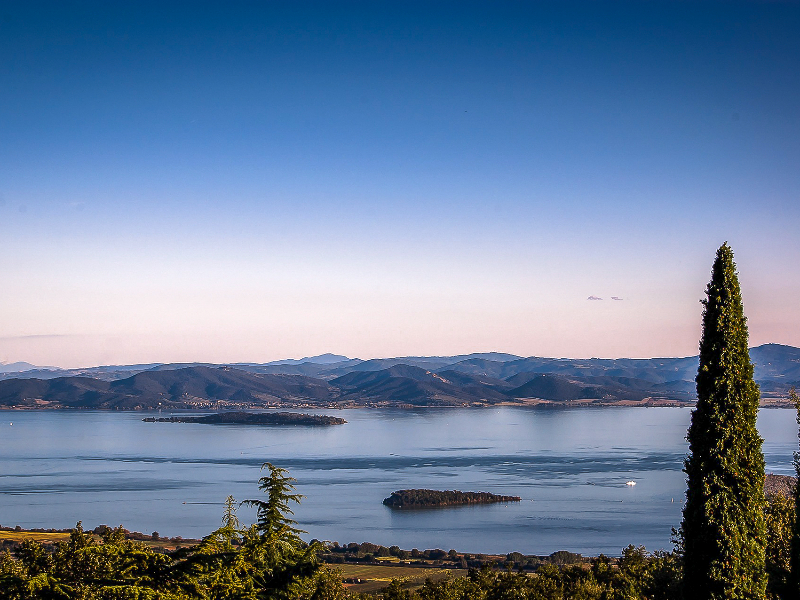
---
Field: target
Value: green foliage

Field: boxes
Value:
[382,579,413,600]
[383,490,519,509]
[765,493,795,599]
[310,568,352,600]
[0,522,177,600]
[789,387,800,600]
[237,462,322,599]
[681,243,767,600]
[1,518,688,600]
[378,550,684,600]
[242,463,306,543]
[168,463,329,599]
[0,466,346,600]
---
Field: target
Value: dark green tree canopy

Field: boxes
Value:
[682,242,766,600]
[789,387,800,598]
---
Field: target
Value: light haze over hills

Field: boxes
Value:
[1,344,797,409]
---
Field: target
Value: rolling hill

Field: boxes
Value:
[0,366,333,409]
[331,365,510,405]
[0,344,797,409]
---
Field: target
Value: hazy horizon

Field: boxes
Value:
[5,342,797,373]
[2,2,798,368]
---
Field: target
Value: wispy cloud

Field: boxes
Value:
[588,296,603,301]
[611,296,623,301]
[0,334,79,341]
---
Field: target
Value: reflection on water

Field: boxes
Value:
[0,407,796,555]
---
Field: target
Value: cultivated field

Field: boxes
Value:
[335,563,467,594]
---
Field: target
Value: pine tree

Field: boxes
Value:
[681,243,766,600]
[240,463,322,599]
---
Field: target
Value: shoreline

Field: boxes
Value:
[0,524,595,565]
[0,398,796,411]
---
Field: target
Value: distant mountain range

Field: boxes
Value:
[0,344,798,410]
[0,361,40,374]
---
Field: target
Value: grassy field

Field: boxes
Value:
[0,530,192,551]
[333,563,467,594]
[0,530,466,594]
[0,530,71,544]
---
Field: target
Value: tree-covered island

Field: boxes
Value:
[383,489,521,509]
[142,411,346,425]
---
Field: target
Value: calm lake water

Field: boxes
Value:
[0,407,797,556]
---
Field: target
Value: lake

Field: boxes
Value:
[0,407,797,556]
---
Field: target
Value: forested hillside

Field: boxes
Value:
[1,344,797,409]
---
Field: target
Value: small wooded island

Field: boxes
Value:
[383,489,521,508]
[142,411,346,426]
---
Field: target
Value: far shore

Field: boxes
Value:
[0,396,796,411]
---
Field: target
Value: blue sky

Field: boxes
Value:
[1,1,798,367]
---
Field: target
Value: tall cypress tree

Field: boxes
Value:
[681,243,766,600]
